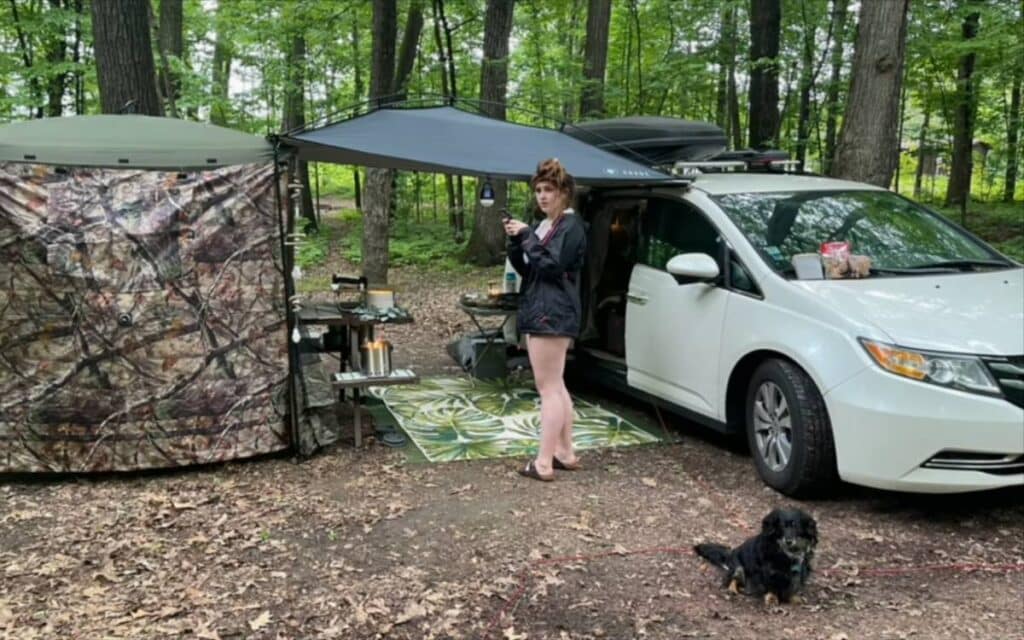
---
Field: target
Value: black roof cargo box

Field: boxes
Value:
[565,117,727,166]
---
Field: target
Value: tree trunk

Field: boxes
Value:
[73,0,85,114]
[437,0,464,238]
[91,0,162,116]
[431,0,456,229]
[580,0,612,119]
[914,98,931,199]
[747,0,781,149]
[393,0,424,102]
[715,3,731,130]
[894,65,908,192]
[41,0,68,117]
[351,14,363,208]
[158,0,183,118]
[363,0,398,287]
[1005,69,1022,202]
[630,0,643,113]
[561,0,583,122]
[464,0,515,267]
[830,0,909,187]
[945,8,980,207]
[795,0,816,170]
[210,13,232,125]
[282,26,315,228]
[724,3,742,149]
[10,0,44,117]
[822,0,848,175]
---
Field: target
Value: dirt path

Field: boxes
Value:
[2,239,1022,639]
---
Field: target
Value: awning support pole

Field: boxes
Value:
[272,141,301,455]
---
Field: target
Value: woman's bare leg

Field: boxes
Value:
[556,386,577,465]
[527,335,571,476]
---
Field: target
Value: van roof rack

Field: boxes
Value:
[671,149,801,177]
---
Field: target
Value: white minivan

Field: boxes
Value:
[513,168,1024,496]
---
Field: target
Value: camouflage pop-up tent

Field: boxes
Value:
[0,116,304,472]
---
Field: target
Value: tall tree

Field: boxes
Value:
[945,5,981,207]
[351,11,364,209]
[393,0,424,102]
[822,0,848,175]
[157,0,183,118]
[1005,64,1022,202]
[282,7,315,228]
[579,0,612,119]
[747,0,781,149]
[90,0,162,116]
[794,0,821,170]
[432,0,461,237]
[72,0,86,114]
[464,0,515,266]
[44,0,68,117]
[210,8,232,126]
[914,81,933,199]
[724,1,743,149]
[362,0,398,286]
[830,0,909,187]
[9,0,45,117]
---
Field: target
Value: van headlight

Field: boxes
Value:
[859,339,1001,395]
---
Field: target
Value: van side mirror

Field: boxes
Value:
[666,253,720,285]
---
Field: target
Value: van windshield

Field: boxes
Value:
[713,190,1013,276]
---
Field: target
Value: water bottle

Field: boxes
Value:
[504,270,517,294]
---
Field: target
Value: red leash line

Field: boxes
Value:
[482,547,1024,638]
[824,562,1024,577]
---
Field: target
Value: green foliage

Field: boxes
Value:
[2,0,1020,276]
[337,210,480,273]
[931,201,1024,262]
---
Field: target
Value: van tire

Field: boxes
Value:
[745,359,837,497]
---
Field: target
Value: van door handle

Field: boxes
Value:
[627,292,648,305]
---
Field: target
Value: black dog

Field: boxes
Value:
[694,507,818,605]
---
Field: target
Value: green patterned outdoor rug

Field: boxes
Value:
[367,376,663,462]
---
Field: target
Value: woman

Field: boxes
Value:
[504,158,588,481]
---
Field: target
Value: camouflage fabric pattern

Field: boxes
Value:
[0,162,290,472]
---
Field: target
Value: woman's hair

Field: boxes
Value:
[531,158,575,214]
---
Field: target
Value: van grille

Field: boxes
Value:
[922,451,1024,475]
[982,356,1024,409]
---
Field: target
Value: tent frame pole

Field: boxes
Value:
[272,142,301,455]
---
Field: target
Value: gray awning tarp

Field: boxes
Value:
[282,106,673,185]
[0,115,274,169]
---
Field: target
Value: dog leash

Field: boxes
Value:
[482,547,1024,638]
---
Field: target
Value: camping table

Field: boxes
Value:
[457,298,517,377]
[297,302,414,382]
[332,369,420,447]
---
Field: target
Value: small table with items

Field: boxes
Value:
[456,292,519,378]
[297,301,418,447]
[332,369,419,447]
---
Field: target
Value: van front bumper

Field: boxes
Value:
[825,367,1024,493]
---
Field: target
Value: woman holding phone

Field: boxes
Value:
[504,158,588,481]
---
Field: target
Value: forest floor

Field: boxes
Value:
[2,206,1022,640]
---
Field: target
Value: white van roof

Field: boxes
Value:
[688,172,889,196]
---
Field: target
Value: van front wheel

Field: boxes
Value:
[745,359,837,497]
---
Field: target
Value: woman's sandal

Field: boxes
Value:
[518,460,555,482]
[553,456,581,471]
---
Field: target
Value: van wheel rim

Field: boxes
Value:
[754,381,792,472]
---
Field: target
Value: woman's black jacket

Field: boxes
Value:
[507,213,587,338]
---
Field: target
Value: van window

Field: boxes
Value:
[638,198,721,271]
